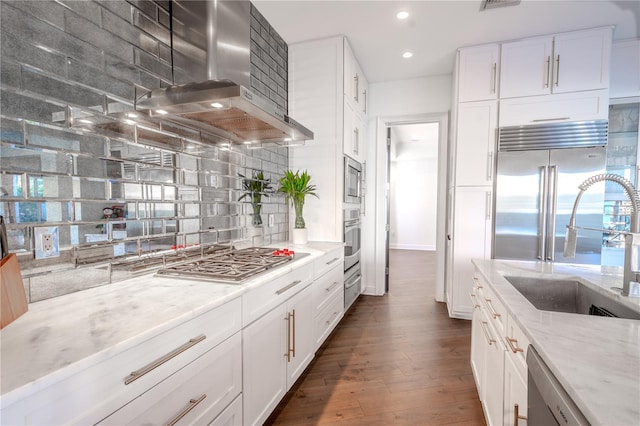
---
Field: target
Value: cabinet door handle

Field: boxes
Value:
[354,74,360,102]
[554,54,560,87]
[326,280,340,292]
[532,117,570,123]
[544,56,551,88]
[472,276,483,289]
[480,321,496,345]
[363,89,367,113]
[485,191,492,220]
[486,151,494,181]
[276,279,302,295]
[124,335,206,385]
[469,292,480,308]
[353,127,359,155]
[485,299,501,319]
[326,311,339,325]
[506,336,524,353]
[166,394,207,426]
[491,62,497,94]
[514,403,528,425]
[284,311,292,362]
[326,257,340,265]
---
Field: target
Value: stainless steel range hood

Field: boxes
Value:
[135,0,312,145]
[66,1,312,146]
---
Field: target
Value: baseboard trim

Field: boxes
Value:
[389,244,436,251]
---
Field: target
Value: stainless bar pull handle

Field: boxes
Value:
[486,151,494,181]
[547,165,558,261]
[276,279,302,295]
[326,311,339,325]
[284,312,292,362]
[469,292,480,308]
[353,127,360,155]
[485,299,501,319]
[363,89,367,113]
[544,56,551,88]
[514,403,528,426]
[166,394,207,426]
[554,54,560,87]
[531,117,570,122]
[354,74,359,102]
[291,309,296,358]
[125,335,206,385]
[325,280,340,292]
[326,257,340,265]
[472,276,483,289]
[491,62,497,94]
[485,191,491,220]
[506,336,524,353]
[480,321,496,345]
[537,166,548,260]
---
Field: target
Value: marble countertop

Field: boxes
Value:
[0,241,342,407]
[472,259,640,426]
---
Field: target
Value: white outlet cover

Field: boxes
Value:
[35,226,60,259]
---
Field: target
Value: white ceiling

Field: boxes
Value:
[253,0,640,83]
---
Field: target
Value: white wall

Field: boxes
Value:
[390,156,438,250]
[362,74,452,296]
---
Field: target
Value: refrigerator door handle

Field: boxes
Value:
[538,166,548,260]
[547,165,558,261]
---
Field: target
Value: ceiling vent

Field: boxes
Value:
[480,0,521,11]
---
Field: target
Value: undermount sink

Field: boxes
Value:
[503,276,640,320]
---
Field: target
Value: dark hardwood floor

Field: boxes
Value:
[266,249,485,425]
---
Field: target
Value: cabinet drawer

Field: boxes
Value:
[499,89,609,127]
[313,264,344,316]
[2,298,242,425]
[314,247,344,280]
[314,289,344,350]
[242,263,313,326]
[99,332,242,425]
[210,394,243,426]
[505,314,530,377]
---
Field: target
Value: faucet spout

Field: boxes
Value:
[564,173,640,297]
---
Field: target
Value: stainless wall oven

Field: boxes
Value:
[344,156,362,204]
[344,207,361,309]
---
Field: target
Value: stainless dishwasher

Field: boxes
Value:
[527,346,590,425]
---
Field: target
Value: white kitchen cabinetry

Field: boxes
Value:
[504,352,528,426]
[242,280,315,426]
[344,40,369,118]
[457,44,500,102]
[312,248,344,350]
[448,187,492,319]
[99,333,242,425]
[610,38,640,100]
[344,100,365,162]
[499,89,609,127]
[500,27,612,99]
[454,100,498,186]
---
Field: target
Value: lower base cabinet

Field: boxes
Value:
[504,352,528,426]
[242,283,315,426]
[99,332,242,425]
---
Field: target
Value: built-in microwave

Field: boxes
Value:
[344,156,362,204]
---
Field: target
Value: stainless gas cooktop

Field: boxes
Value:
[156,247,303,283]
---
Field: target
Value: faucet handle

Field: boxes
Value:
[563,225,577,258]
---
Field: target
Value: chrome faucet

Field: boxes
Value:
[564,173,640,297]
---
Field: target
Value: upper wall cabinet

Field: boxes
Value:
[457,44,500,102]
[500,27,613,98]
[610,38,640,100]
[344,41,369,117]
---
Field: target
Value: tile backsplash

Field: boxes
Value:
[0,0,290,302]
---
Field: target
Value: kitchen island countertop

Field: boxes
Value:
[473,259,640,426]
[0,241,342,408]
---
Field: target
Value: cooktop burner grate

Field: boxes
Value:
[155,247,295,282]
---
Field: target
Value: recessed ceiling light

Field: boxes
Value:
[211,102,224,108]
[402,51,413,59]
[78,119,93,124]
[126,112,138,118]
[155,109,168,115]
[396,11,409,20]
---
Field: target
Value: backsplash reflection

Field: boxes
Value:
[0,0,290,302]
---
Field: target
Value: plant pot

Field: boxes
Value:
[292,228,308,245]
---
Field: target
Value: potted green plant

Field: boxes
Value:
[278,169,318,244]
[238,170,274,226]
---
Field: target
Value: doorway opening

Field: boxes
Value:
[386,122,441,293]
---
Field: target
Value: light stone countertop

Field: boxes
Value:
[0,241,342,408]
[472,259,640,426]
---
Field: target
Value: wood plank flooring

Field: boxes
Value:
[266,249,485,425]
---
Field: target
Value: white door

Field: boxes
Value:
[242,304,288,426]
[552,28,611,94]
[457,44,500,102]
[500,36,553,98]
[455,100,498,186]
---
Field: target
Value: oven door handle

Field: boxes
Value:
[344,221,360,230]
[345,273,361,289]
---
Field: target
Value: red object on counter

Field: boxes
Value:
[272,248,295,257]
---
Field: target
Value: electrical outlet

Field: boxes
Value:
[35,226,60,259]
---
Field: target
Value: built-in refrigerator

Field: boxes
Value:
[493,120,608,264]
